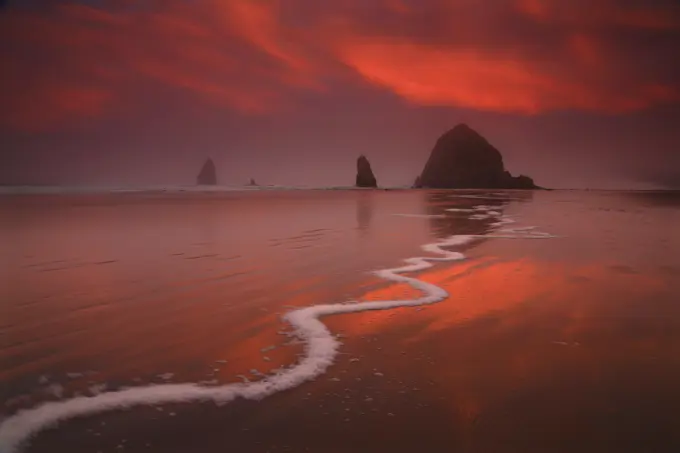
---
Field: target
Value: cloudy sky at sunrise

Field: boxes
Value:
[1,0,679,188]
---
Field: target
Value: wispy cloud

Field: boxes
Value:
[1,0,679,130]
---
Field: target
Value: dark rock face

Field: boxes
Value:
[418,124,539,189]
[197,158,217,185]
[356,155,378,188]
[413,176,422,188]
[509,174,537,189]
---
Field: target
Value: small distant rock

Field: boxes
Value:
[197,158,217,185]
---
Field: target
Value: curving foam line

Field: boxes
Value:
[0,206,552,453]
[0,237,469,452]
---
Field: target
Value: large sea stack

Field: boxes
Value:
[197,158,217,185]
[356,155,378,188]
[418,124,538,189]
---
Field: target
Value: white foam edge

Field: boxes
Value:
[0,213,554,453]
[0,235,476,451]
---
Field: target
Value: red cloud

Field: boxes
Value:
[334,36,677,114]
[517,0,680,30]
[1,84,112,132]
[1,0,679,131]
[330,0,680,114]
[0,0,322,131]
[338,43,554,114]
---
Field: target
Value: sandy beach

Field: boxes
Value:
[2,189,680,453]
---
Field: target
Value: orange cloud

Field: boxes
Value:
[336,38,677,114]
[330,0,680,114]
[338,42,556,114]
[1,0,679,131]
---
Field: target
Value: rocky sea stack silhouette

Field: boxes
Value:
[356,155,378,188]
[417,124,539,189]
[197,158,217,185]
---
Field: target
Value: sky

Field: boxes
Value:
[1,0,679,189]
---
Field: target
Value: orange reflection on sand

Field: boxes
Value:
[322,254,672,436]
[329,257,508,336]
[332,254,667,345]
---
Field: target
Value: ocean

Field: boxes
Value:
[1,188,679,453]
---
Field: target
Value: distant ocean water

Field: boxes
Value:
[1,189,679,453]
[0,185,408,194]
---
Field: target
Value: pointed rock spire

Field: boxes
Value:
[197,158,217,185]
[356,155,378,188]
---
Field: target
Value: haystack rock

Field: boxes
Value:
[356,155,378,188]
[418,124,539,189]
[197,158,217,185]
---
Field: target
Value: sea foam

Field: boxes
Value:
[0,203,553,453]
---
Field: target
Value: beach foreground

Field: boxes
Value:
[1,189,679,453]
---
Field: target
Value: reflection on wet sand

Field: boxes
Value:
[326,195,680,452]
[425,190,534,238]
[2,189,680,453]
[621,190,680,208]
[355,192,373,232]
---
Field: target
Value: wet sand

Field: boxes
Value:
[2,189,680,452]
